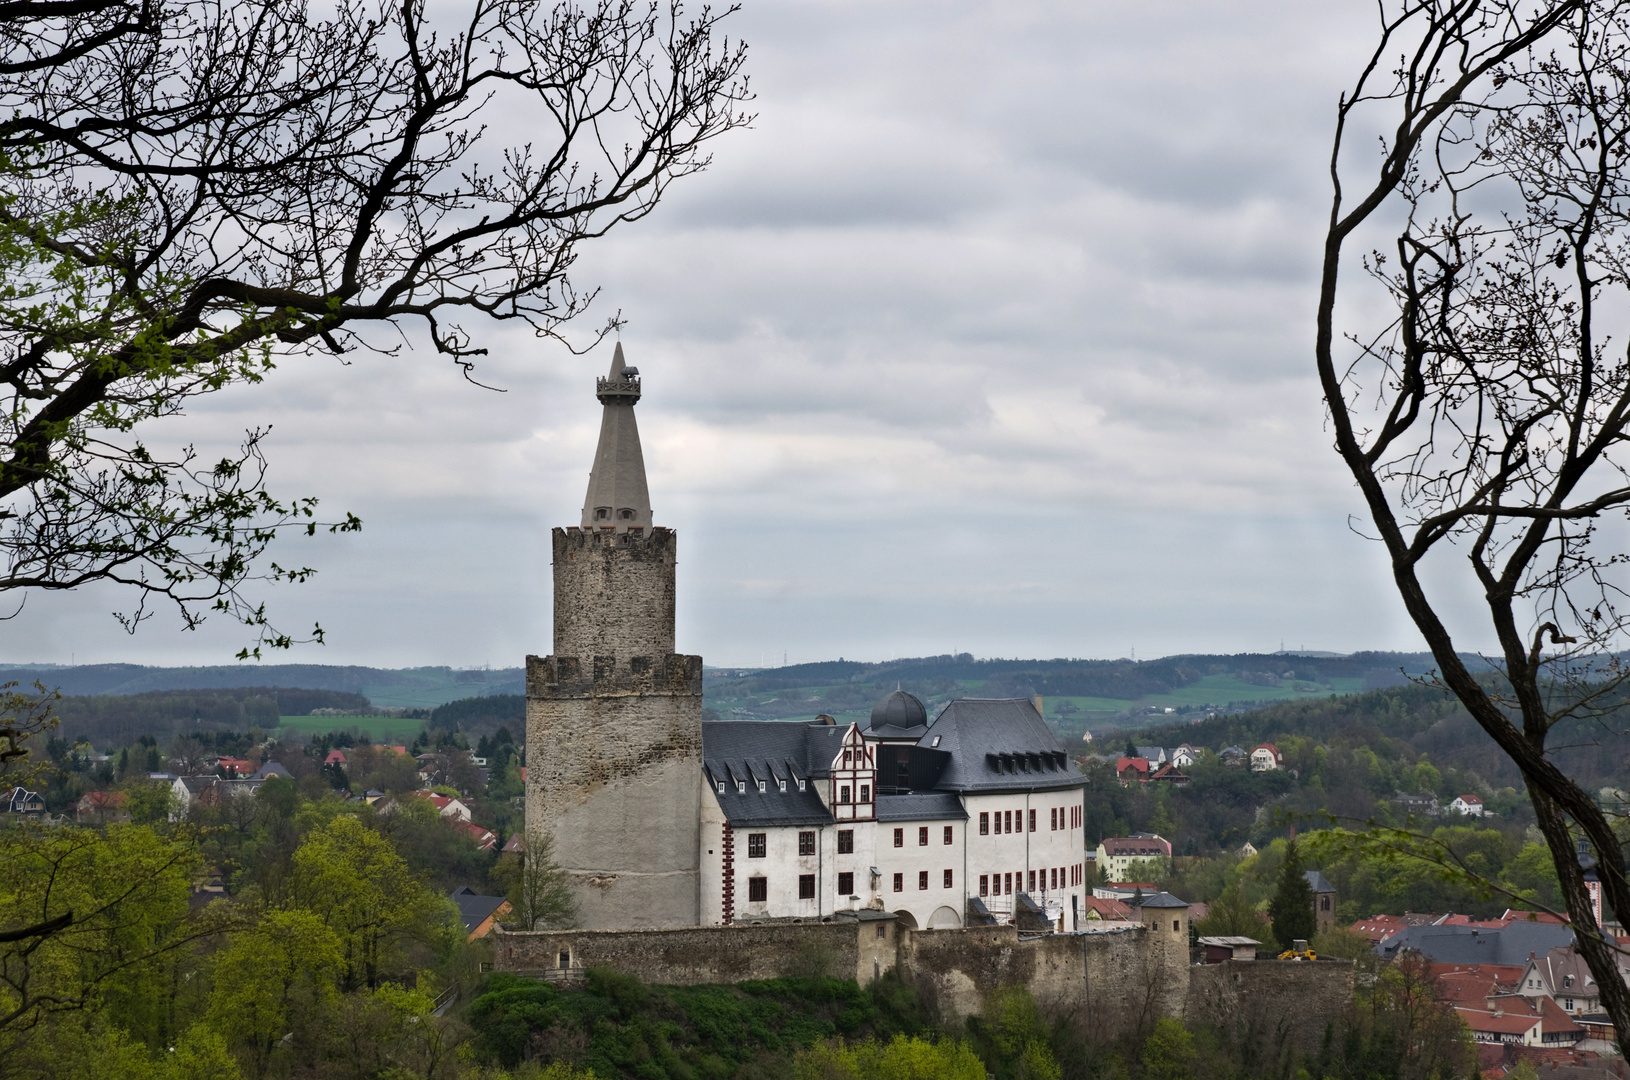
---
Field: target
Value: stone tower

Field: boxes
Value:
[525,344,703,929]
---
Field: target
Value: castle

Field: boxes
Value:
[525,349,1091,933]
[507,351,1352,1038]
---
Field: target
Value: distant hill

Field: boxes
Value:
[701,651,1475,734]
[1133,680,1630,793]
[48,687,374,748]
[0,663,523,709]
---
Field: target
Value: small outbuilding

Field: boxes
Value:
[1198,935,1261,963]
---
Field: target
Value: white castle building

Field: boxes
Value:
[526,349,1089,931]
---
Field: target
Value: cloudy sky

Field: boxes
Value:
[9,0,1478,669]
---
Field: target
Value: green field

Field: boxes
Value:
[276,715,426,741]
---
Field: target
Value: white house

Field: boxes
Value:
[1450,794,1485,816]
[1170,744,1200,768]
[1094,834,1173,881]
[1249,744,1283,772]
[700,692,1088,932]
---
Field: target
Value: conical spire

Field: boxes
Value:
[580,343,653,532]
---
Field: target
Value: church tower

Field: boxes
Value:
[525,344,703,928]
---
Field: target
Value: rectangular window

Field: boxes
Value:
[893,872,904,892]
[799,831,815,856]
[839,785,851,804]
[979,812,989,835]
[1028,870,1036,892]
[979,874,989,897]
[1004,872,1012,895]
[748,877,767,903]
[943,869,953,889]
[1051,808,1058,831]
[1050,868,1057,889]
[747,833,766,858]
[1005,810,1013,833]
[944,825,954,845]
[843,749,852,765]
[860,784,870,803]
[1029,809,1037,832]
[894,828,904,848]
[837,871,854,895]
[918,827,929,846]
[838,829,854,854]
[799,874,816,899]
[918,870,929,891]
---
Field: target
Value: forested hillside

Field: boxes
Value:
[1134,681,1630,794]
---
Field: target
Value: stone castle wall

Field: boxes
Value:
[496,921,1353,1044]
[494,918,901,987]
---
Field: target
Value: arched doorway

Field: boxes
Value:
[927,905,962,929]
[892,909,920,930]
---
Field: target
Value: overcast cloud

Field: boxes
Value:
[7,1,1470,669]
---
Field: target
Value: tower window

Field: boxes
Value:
[594,507,610,520]
[618,508,635,520]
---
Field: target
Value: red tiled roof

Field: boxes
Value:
[1082,897,1133,920]
[1454,1006,1541,1035]
[1115,757,1150,775]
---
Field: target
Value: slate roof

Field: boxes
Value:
[1137,891,1190,909]
[1377,920,1574,965]
[918,699,1081,793]
[253,761,291,780]
[702,721,845,827]
[1303,869,1336,894]
[874,792,967,822]
[450,886,508,933]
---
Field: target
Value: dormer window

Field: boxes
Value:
[594,507,611,520]
[931,735,941,747]
[757,780,766,793]
[778,779,787,792]
[717,781,725,794]
[797,779,806,791]
[736,780,746,794]
[618,508,635,520]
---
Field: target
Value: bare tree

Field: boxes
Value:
[1314,0,1630,1044]
[503,832,576,931]
[0,0,750,652]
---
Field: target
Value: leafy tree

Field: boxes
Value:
[1191,882,1266,940]
[0,823,232,1049]
[288,815,453,990]
[204,909,343,1076]
[1267,840,1315,950]
[1139,1017,1197,1080]
[0,0,751,651]
[792,1035,987,1080]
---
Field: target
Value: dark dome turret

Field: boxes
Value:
[871,689,927,731]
